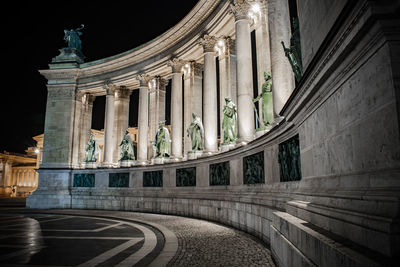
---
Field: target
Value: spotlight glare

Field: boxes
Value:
[252,4,260,13]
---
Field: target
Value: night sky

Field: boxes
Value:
[1,1,199,153]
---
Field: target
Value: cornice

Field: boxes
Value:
[40,0,233,93]
[39,68,80,82]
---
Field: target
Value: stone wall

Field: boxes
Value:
[298,0,348,70]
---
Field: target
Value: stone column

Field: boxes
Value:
[231,0,255,142]
[22,170,26,187]
[148,76,168,158]
[252,0,274,125]
[16,170,21,187]
[78,94,95,165]
[217,36,237,137]
[1,160,5,188]
[103,82,116,167]
[136,74,152,164]
[268,0,295,115]
[167,58,185,159]
[113,86,132,163]
[199,35,218,153]
[71,91,84,168]
[183,61,203,155]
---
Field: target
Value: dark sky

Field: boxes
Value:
[1,1,199,153]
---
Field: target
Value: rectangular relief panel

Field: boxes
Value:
[109,173,130,188]
[243,151,265,184]
[73,173,95,187]
[209,161,230,186]
[176,167,196,187]
[279,134,302,182]
[143,170,163,187]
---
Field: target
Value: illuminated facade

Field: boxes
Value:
[28,0,400,265]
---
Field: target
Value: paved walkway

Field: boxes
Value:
[0,209,275,267]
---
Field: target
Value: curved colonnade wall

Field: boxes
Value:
[27,0,400,266]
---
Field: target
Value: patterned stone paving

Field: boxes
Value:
[0,209,275,266]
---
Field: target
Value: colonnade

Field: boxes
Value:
[0,161,37,190]
[11,168,38,188]
[72,0,294,167]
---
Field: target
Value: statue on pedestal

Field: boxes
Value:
[64,24,84,52]
[85,133,98,163]
[281,18,303,83]
[52,24,85,66]
[222,98,238,145]
[253,72,274,129]
[153,121,171,158]
[187,113,204,151]
[119,129,135,161]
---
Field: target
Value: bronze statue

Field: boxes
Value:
[222,98,238,145]
[85,132,98,163]
[119,129,135,161]
[281,18,303,83]
[154,121,171,158]
[253,72,274,128]
[187,113,204,151]
[64,24,84,51]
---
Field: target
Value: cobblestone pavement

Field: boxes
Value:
[164,218,275,267]
[0,209,275,267]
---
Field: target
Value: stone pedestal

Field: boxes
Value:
[220,144,236,152]
[187,151,203,160]
[254,127,271,138]
[51,48,85,68]
[120,160,135,168]
[152,157,169,165]
[84,162,97,169]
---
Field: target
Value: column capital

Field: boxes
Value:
[76,90,86,101]
[134,74,152,87]
[248,0,268,25]
[103,80,116,95]
[216,36,236,57]
[183,61,203,79]
[115,86,132,99]
[156,76,169,90]
[167,58,186,74]
[198,34,218,53]
[77,92,96,104]
[87,94,96,104]
[229,0,252,22]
